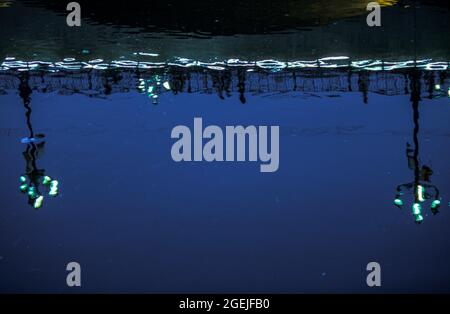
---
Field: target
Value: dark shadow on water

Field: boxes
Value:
[1,0,448,61]
[17,0,395,35]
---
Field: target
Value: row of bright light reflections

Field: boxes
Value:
[1,56,448,72]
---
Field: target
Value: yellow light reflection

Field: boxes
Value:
[378,0,398,7]
[0,1,12,8]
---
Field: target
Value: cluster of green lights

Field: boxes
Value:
[137,77,171,104]
[394,195,443,223]
[19,175,59,209]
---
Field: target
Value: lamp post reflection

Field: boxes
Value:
[393,69,441,223]
[18,72,59,209]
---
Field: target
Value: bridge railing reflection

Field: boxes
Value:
[1,66,449,105]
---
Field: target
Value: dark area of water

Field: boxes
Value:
[1,65,449,292]
[1,0,449,61]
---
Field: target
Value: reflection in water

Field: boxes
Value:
[1,62,448,214]
[137,73,171,105]
[1,58,448,105]
[358,71,369,104]
[2,1,448,68]
[394,68,441,223]
[18,72,59,209]
[16,0,399,35]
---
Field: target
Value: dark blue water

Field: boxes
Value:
[1,0,450,293]
[0,67,449,293]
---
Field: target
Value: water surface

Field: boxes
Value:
[0,0,449,293]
